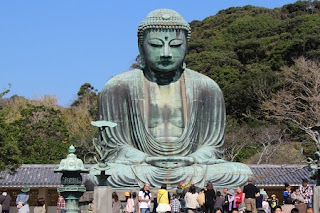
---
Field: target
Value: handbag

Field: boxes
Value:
[239,201,246,211]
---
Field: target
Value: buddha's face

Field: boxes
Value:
[142,29,187,72]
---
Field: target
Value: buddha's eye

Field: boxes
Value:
[170,39,183,47]
[148,39,163,47]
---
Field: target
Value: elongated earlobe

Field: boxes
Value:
[181,62,186,70]
[140,58,145,69]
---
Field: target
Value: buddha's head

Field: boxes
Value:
[138,9,191,77]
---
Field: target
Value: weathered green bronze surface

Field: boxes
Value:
[55,145,88,213]
[88,9,253,188]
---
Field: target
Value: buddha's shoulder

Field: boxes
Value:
[102,69,143,88]
[184,68,221,90]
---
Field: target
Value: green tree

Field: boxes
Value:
[12,104,69,163]
[0,102,22,172]
[66,83,99,159]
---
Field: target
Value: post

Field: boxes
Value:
[93,186,112,213]
[308,126,320,213]
[314,186,319,213]
[54,145,89,213]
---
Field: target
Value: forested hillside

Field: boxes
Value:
[1,1,320,171]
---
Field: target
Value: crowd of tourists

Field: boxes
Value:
[111,178,314,213]
[0,178,314,213]
[0,186,46,213]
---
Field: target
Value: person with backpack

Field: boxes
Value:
[156,184,171,213]
[139,183,152,213]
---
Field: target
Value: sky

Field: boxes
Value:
[0,0,298,106]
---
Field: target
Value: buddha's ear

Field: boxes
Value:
[138,41,145,69]
[138,44,146,70]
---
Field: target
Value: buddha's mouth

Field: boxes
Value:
[158,60,173,66]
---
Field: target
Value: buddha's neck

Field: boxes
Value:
[143,67,183,85]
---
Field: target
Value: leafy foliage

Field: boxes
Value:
[11,104,69,163]
[186,1,320,120]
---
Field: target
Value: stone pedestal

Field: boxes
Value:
[58,187,86,213]
[93,186,112,213]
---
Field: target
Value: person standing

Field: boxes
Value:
[270,194,279,212]
[242,178,259,213]
[124,192,134,213]
[132,192,139,213]
[283,183,291,204]
[0,188,11,213]
[185,185,199,213]
[262,196,271,213]
[299,178,313,208]
[156,184,171,213]
[179,196,187,213]
[34,198,45,213]
[214,191,224,210]
[16,186,30,213]
[56,194,65,213]
[225,190,236,213]
[170,194,181,213]
[204,182,216,213]
[139,183,152,213]
[234,187,243,209]
[112,192,121,213]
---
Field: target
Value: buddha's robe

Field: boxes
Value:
[88,68,252,188]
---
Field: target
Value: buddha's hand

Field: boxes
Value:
[190,147,226,165]
[145,156,194,168]
[113,146,148,165]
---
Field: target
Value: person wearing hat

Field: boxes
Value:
[270,194,279,212]
[262,195,270,213]
[0,188,12,213]
[299,178,313,208]
[225,189,236,213]
[16,186,30,213]
[124,192,134,213]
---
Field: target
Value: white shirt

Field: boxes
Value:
[139,190,152,209]
[185,192,199,209]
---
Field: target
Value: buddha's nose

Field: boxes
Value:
[160,44,172,59]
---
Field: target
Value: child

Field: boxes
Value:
[270,194,279,212]
[262,196,270,213]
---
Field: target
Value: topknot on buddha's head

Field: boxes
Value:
[138,9,191,42]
